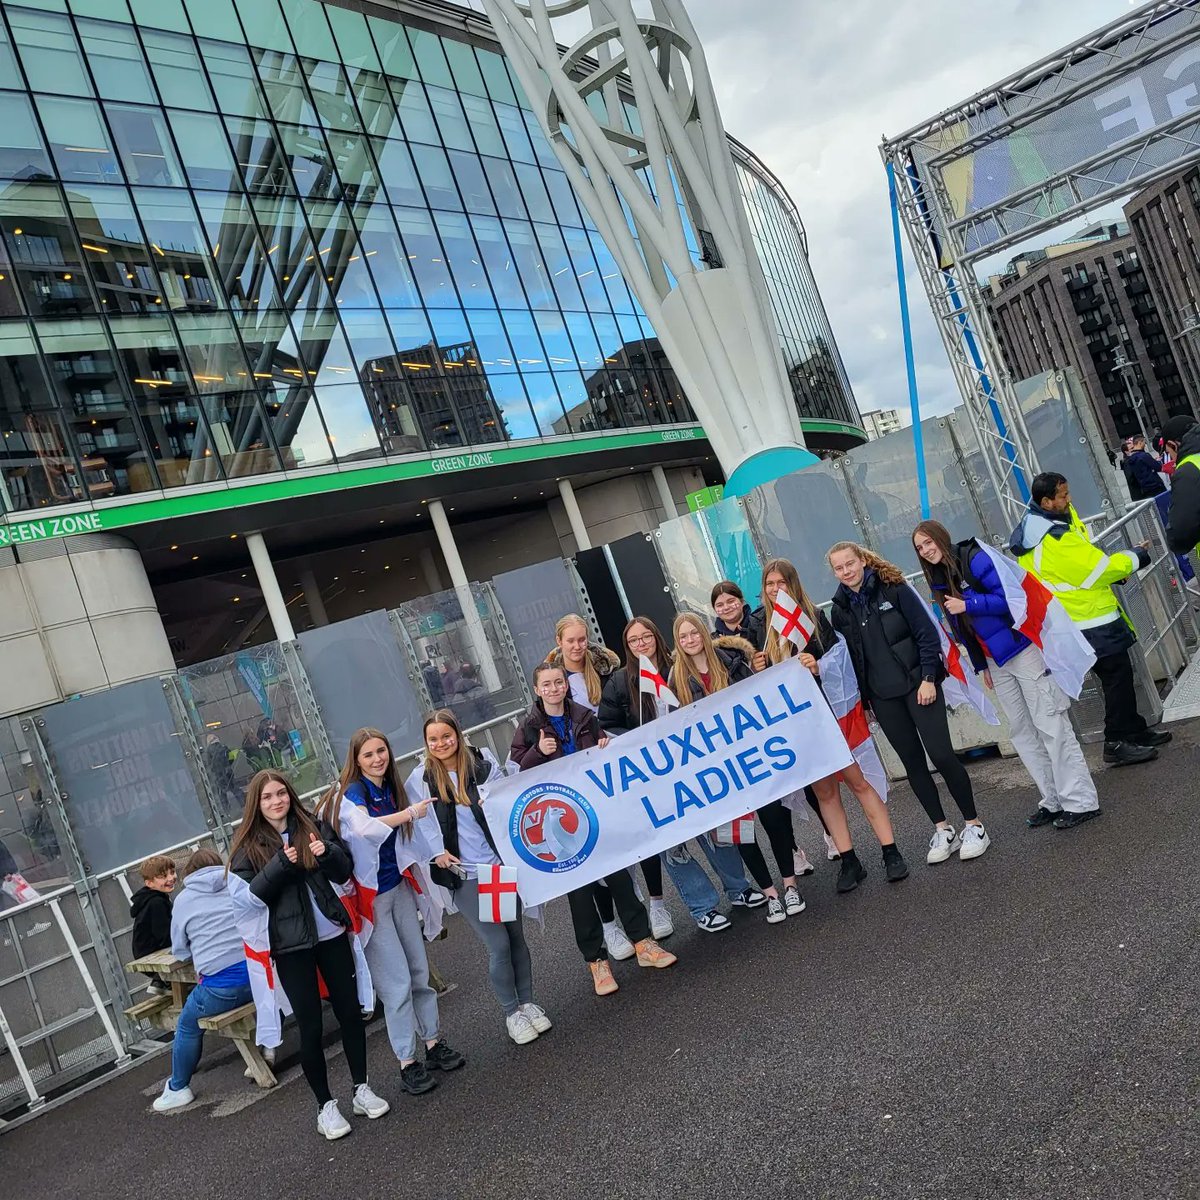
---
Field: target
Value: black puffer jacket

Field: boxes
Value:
[712,604,766,651]
[1167,423,1200,555]
[680,636,756,700]
[230,815,353,956]
[426,749,501,891]
[598,658,672,734]
[829,569,943,701]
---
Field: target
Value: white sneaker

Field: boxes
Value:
[352,1083,390,1119]
[152,1082,194,1112]
[245,1045,278,1079]
[317,1099,351,1140]
[926,825,958,864]
[648,900,674,940]
[823,833,841,861]
[505,1010,539,1045]
[521,1002,552,1033]
[792,848,815,876]
[958,823,991,860]
[602,921,635,961]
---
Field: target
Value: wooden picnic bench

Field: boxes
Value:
[125,950,276,1088]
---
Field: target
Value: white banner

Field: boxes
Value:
[481,659,851,906]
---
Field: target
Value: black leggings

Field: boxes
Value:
[640,854,663,897]
[737,840,774,890]
[274,934,368,1107]
[802,786,828,834]
[870,688,977,824]
[756,799,796,879]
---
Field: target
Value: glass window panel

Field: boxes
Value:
[427,85,472,153]
[142,29,214,110]
[169,311,254,394]
[470,215,524,307]
[520,371,568,435]
[192,188,281,313]
[383,307,433,355]
[183,0,241,42]
[290,309,352,385]
[198,389,282,477]
[302,200,377,309]
[367,16,415,80]
[435,38,483,98]
[390,78,437,145]
[460,93,505,157]
[486,372,537,439]
[427,309,468,350]
[37,315,158,494]
[204,39,267,119]
[559,227,605,310]
[1,183,98,316]
[333,134,379,207]
[106,104,185,187]
[481,156,526,220]
[592,231,636,313]
[477,49,517,106]
[370,138,423,208]
[310,380,382,461]
[564,311,603,372]
[551,369,594,433]
[36,95,122,184]
[256,48,314,125]
[268,382,333,467]
[66,182,165,316]
[393,207,457,307]
[502,218,555,307]
[408,29,453,89]
[326,6,378,71]
[589,311,623,361]
[224,115,291,196]
[0,19,18,82]
[512,160,553,223]
[535,222,584,310]
[343,67,395,140]
[433,210,492,306]
[279,0,336,61]
[9,9,92,95]
[275,121,341,200]
[132,186,226,311]
[165,108,239,191]
[523,108,558,169]
[77,17,155,102]
[129,0,189,33]
[234,0,293,54]
[465,309,515,373]
[494,102,536,164]
[303,59,360,135]
[501,309,547,371]
[447,150,495,215]
[532,310,574,368]
[0,233,23,318]
[0,93,54,180]
[353,203,420,307]
[542,168,584,227]
[250,193,331,314]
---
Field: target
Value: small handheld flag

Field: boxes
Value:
[771,588,816,649]
[477,863,519,923]
[638,654,680,708]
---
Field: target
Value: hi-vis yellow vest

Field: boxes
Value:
[1178,453,1200,553]
[1017,507,1139,629]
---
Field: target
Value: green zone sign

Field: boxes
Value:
[686,484,725,512]
[0,426,705,547]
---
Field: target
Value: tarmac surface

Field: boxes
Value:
[5,725,1199,1200]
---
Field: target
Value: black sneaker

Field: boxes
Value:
[882,847,909,882]
[424,1040,465,1072]
[836,858,867,893]
[731,888,767,909]
[696,910,731,933]
[399,1060,438,1096]
[1102,740,1158,765]
[1026,807,1058,827]
[1053,809,1101,830]
[1133,728,1172,747]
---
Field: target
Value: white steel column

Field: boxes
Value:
[427,500,502,694]
[557,478,592,551]
[651,465,677,520]
[246,532,296,643]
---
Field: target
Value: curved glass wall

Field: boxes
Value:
[0,0,858,516]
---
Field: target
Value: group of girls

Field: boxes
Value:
[218,523,1103,1139]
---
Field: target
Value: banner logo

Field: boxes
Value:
[509,783,599,874]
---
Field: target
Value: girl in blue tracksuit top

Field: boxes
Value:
[912,520,1099,830]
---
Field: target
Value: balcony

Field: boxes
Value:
[1124,277,1150,297]
[1117,258,1141,278]
[1131,296,1157,318]
[1079,312,1110,334]
[1072,290,1102,313]
[1065,275,1093,293]
[1163,380,1186,400]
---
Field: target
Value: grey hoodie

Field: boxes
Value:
[170,865,245,979]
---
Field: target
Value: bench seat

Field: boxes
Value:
[198,1002,257,1033]
[124,994,172,1021]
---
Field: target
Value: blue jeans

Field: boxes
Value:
[660,835,750,921]
[170,979,254,1090]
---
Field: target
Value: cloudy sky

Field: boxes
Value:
[680,0,1139,420]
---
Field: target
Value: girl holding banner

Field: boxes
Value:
[912,521,1100,830]
[316,729,466,1097]
[827,542,991,864]
[599,617,763,934]
[405,711,551,1046]
[670,615,793,924]
[229,770,388,1141]
[754,561,908,894]
[510,663,676,995]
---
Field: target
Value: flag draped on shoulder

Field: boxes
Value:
[816,634,890,801]
[973,542,1096,699]
[227,871,291,1050]
[905,584,1000,725]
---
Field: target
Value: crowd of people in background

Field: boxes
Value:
[126,447,1200,1140]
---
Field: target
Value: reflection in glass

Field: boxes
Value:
[35,95,122,185]
[1,183,96,318]
[132,188,225,312]
[0,93,53,181]
[8,8,91,96]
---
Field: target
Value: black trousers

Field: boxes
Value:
[567,869,650,961]
[1091,647,1148,743]
[274,934,368,1107]
[870,687,977,825]
[640,854,663,897]
[802,786,829,835]
[737,839,774,890]
[757,799,797,878]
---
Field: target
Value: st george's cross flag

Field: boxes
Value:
[227,872,291,1050]
[905,585,1000,725]
[638,654,680,708]
[815,633,890,802]
[710,814,757,847]
[477,862,519,923]
[770,587,816,649]
[973,542,1095,699]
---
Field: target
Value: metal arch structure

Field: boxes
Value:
[881,0,1200,525]
[481,0,818,494]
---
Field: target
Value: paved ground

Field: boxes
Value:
[5,725,1199,1200]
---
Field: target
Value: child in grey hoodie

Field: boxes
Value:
[153,849,253,1113]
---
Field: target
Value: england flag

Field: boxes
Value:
[812,634,890,802]
[638,654,680,709]
[770,588,816,649]
[227,872,291,1050]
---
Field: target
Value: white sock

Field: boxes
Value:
[649,898,667,913]
[602,920,620,937]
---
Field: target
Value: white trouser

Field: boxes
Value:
[989,644,1099,814]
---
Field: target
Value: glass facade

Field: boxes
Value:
[0,0,860,515]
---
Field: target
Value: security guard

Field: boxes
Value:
[1010,471,1171,766]
[1162,414,1200,559]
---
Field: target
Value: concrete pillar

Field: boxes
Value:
[651,465,678,520]
[246,532,296,643]
[299,566,328,627]
[557,478,591,550]
[427,500,502,694]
